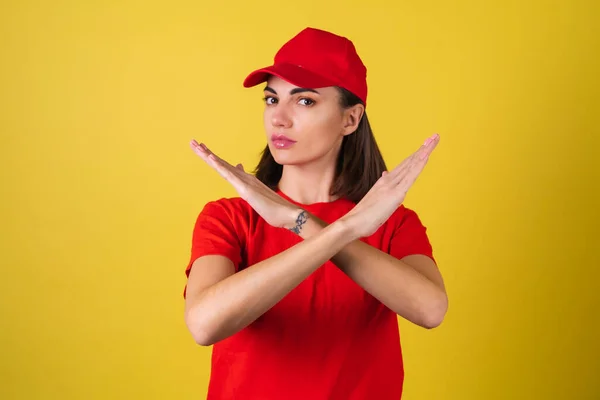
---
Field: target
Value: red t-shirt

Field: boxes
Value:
[184,190,434,400]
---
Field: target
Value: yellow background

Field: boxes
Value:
[1,0,598,399]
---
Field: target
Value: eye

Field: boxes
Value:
[263,96,278,105]
[298,98,315,106]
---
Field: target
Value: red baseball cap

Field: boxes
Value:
[243,27,368,106]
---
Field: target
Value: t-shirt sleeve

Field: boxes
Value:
[185,200,244,279]
[388,206,435,262]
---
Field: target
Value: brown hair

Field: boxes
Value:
[253,87,387,204]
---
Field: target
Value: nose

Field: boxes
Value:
[270,103,292,129]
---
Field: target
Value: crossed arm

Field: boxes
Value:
[184,211,448,346]
[303,213,447,327]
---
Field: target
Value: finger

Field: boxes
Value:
[191,140,235,177]
[418,133,440,160]
[190,139,204,153]
[390,138,437,187]
[389,157,417,186]
[388,147,425,184]
[193,141,226,164]
[387,134,438,178]
[395,153,431,194]
[389,152,417,176]
[190,140,212,161]
[409,134,437,163]
[191,140,241,174]
[190,141,253,196]
[207,154,243,184]
[201,143,227,164]
[374,170,389,186]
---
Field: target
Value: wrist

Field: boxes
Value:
[286,208,357,246]
[331,216,360,243]
[286,208,329,239]
[286,208,309,234]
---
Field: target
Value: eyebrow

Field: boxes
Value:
[264,86,320,95]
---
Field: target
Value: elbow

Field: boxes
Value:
[185,310,218,347]
[420,291,448,329]
[188,324,216,347]
[191,329,216,347]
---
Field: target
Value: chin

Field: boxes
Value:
[269,148,305,166]
[271,152,300,166]
[268,143,329,167]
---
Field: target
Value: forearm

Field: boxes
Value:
[187,216,353,345]
[332,241,447,328]
[299,214,447,328]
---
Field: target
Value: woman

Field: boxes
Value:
[184,27,447,400]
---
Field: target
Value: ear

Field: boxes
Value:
[341,104,365,136]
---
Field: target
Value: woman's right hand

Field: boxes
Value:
[340,134,440,239]
[190,140,304,230]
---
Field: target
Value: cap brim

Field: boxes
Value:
[243,62,338,89]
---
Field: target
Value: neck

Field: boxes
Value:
[277,157,339,205]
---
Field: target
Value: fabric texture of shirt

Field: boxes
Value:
[184,190,435,400]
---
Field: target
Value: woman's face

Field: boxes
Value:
[262,76,361,167]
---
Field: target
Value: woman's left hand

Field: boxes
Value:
[190,140,303,230]
[339,134,440,239]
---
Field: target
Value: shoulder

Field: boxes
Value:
[387,204,429,232]
[386,204,434,260]
[200,196,251,218]
[193,196,253,233]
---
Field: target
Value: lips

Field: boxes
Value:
[271,134,297,149]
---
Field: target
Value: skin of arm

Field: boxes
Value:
[185,212,357,346]
[296,212,448,329]
[185,208,447,347]
[185,135,446,346]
